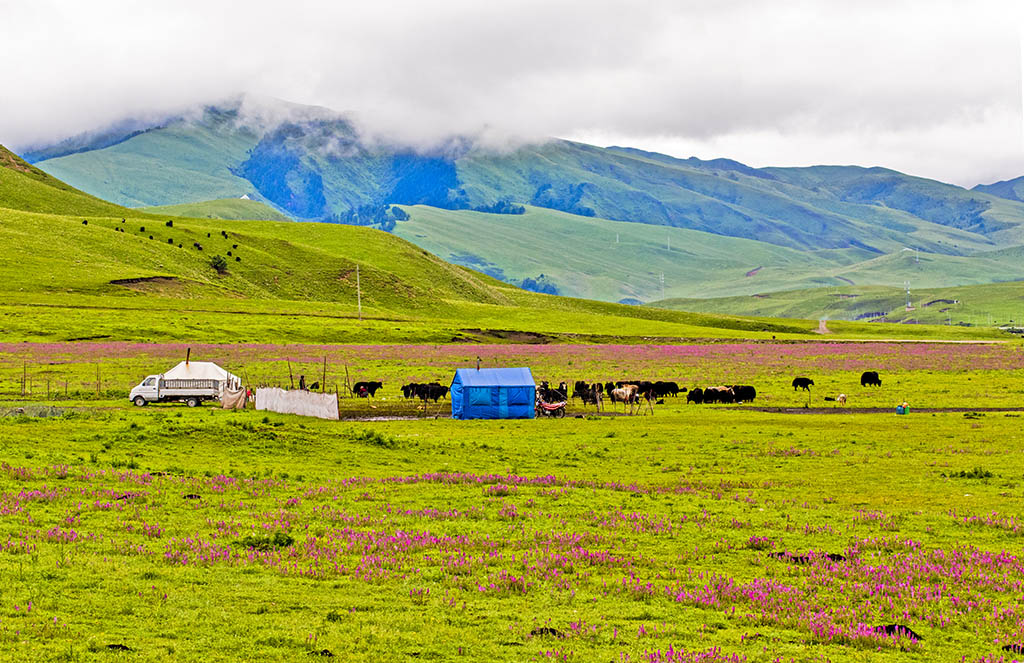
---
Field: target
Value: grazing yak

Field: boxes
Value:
[792,377,814,391]
[653,381,681,397]
[731,385,757,403]
[416,383,448,402]
[580,384,603,410]
[861,371,882,387]
[686,388,704,404]
[703,386,735,404]
[352,381,383,397]
[402,382,448,401]
[539,381,567,403]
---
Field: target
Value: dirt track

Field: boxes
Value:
[725,406,1024,415]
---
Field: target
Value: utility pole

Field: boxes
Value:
[659,273,665,299]
[667,236,671,251]
[904,281,911,310]
[356,265,362,321]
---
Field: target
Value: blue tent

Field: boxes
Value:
[450,367,535,420]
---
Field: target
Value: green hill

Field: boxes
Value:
[8,142,896,344]
[25,98,1024,306]
[0,144,131,217]
[139,198,292,221]
[392,205,1024,302]
[652,280,1024,327]
[29,98,1024,255]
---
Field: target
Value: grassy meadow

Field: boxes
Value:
[4,145,1024,661]
[2,387,1024,662]
[2,341,1024,662]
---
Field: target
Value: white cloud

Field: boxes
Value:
[0,0,1021,185]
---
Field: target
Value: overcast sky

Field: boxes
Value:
[1,0,1022,186]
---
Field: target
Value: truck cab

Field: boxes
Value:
[129,375,160,406]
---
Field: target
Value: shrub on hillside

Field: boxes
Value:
[210,255,228,274]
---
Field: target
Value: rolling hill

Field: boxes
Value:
[139,198,293,221]
[392,205,1024,302]
[7,142,884,344]
[652,280,1024,327]
[20,96,1024,304]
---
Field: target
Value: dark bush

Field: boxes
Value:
[210,255,228,274]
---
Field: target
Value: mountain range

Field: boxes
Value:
[19,96,1024,305]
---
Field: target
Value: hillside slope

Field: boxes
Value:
[3,143,862,343]
[0,145,131,217]
[27,98,1024,255]
[392,205,1024,302]
[973,175,1024,204]
[652,280,1024,327]
[139,198,293,221]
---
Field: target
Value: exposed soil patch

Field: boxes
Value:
[459,329,556,344]
[745,266,763,277]
[111,276,181,288]
[109,276,241,298]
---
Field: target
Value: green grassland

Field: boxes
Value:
[654,281,1024,327]
[1,395,1023,661]
[3,143,1005,344]
[138,198,292,222]
[32,110,259,207]
[6,141,1024,662]
[393,205,1024,303]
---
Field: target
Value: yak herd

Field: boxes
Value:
[350,370,884,413]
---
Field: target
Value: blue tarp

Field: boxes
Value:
[450,367,535,420]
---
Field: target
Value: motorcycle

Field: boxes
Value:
[535,399,567,418]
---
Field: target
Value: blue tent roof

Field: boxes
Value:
[452,367,534,387]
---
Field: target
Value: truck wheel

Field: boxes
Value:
[186,397,199,408]
[133,396,147,407]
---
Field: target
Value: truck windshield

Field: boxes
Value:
[143,377,156,386]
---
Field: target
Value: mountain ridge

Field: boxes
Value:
[18,97,1024,304]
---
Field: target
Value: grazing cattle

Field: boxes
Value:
[580,384,603,410]
[837,393,847,406]
[861,371,882,387]
[352,381,383,397]
[703,386,735,404]
[415,383,449,402]
[652,381,680,398]
[732,385,757,403]
[686,388,704,404]
[401,382,447,401]
[539,381,567,402]
[572,380,589,401]
[610,384,640,413]
[792,377,814,391]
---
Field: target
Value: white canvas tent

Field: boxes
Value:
[162,361,241,390]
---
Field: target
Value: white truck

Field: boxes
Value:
[128,360,240,408]
[129,375,224,407]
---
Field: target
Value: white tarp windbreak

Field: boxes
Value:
[254,387,339,420]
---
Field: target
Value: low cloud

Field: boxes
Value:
[1,0,1022,185]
